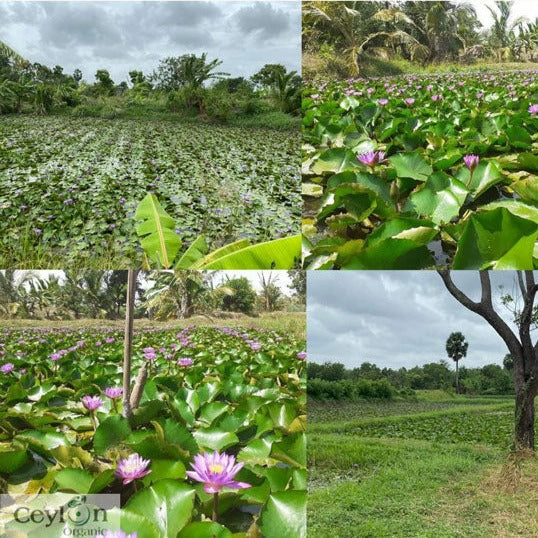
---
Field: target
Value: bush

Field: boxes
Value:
[202,87,233,122]
[307,378,394,401]
[71,103,103,118]
[167,85,205,113]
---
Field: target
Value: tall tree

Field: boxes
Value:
[152,53,228,91]
[445,331,468,393]
[439,270,538,450]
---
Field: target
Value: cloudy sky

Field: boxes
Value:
[308,271,536,371]
[470,0,536,28]
[0,1,301,83]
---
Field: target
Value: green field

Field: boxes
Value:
[308,395,538,537]
[0,115,300,268]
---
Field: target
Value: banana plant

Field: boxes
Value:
[134,194,301,269]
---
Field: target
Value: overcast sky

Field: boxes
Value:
[470,0,536,29]
[308,271,537,371]
[0,1,301,83]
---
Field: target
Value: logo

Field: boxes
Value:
[1,493,121,537]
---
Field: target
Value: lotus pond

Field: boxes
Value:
[0,324,306,537]
[303,69,538,269]
[0,116,301,268]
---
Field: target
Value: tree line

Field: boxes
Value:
[303,0,538,78]
[307,357,514,400]
[0,42,301,121]
[0,270,306,321]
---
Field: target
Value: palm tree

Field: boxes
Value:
[0,270,37,318]
[258,272,283,312]
[303,2,427,75]
[486,1,527,60]
[180,53,229,88]
[270,70,301,113]
[144,271,233,320]
[303,1,371,76]
[400,1,479,63]
[446,332,469,393]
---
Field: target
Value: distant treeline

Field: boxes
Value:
[0,43,301,124]
[307,360,514,400]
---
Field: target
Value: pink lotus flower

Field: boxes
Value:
[178,358,194,367]
[529,104,538,114]
[1,363,14,374]
[82,395,103,411]
[116,454,151,485]
[187,451,251,494]
[463,154,480,171]
[357,151,387,168]
[104,387,123,399]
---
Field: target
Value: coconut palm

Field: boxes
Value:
[270,70,301,113]
[144,271,233,320]
[486,1,527,60]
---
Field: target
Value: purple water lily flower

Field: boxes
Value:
[357,151,387,168]
[104,387,123,399]
[529,104,538,115]
[378,98,388,106]
[297,352,307,360]
[404,98,415,106]
[1,363,15,374]
[178,358,194,367]
[116,454,151,485]
[82,395,103,411]
[186,451,251,494]
[463,154,480,172]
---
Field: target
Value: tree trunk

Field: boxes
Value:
[455,360,459,394]
[438,270,538,453]
[514,388,535,450]
[122,269,137,421]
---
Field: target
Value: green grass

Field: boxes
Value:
[51,97,299,131]
[308,396,538,537]
[0,312,306,340]
[303,50,538,80]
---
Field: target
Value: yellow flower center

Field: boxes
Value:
[209,464,224,473]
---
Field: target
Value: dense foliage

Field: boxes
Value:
[0,116,300,267]
[0,46,301,122]
[0,324,306,537]
[0,270,305,321]
[303,69,538,269]
[303,1,538,79]
[307,359,514,398]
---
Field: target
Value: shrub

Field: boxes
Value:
[307,378,395,401]
[202,87,233,122]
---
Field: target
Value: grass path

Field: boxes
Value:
[308,398,537,537]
